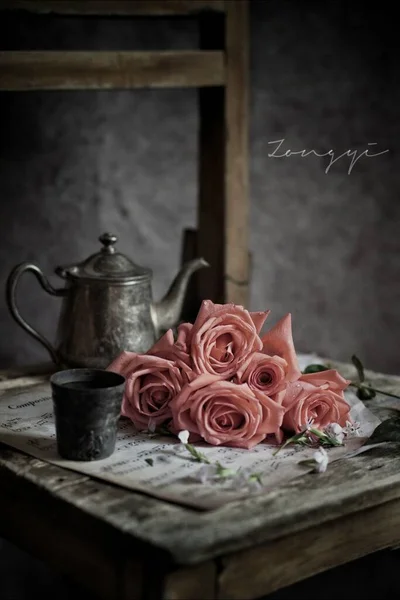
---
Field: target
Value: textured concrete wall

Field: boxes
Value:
[0,2,399,595]
[0,0,399,376]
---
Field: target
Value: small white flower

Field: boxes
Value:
[148,419,156,433]
[325,422,344,443]
[301,418,314,431]
[178,430,190,445]
[329,423,342,435]
[313,447,329,473]
[344,420,361,437]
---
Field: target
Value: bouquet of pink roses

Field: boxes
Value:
[107,300,351,450]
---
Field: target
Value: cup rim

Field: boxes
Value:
[50,368,125,391]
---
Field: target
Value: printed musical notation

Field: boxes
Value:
[0,381,380,510]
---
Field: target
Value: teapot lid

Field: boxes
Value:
[56,233,151,282]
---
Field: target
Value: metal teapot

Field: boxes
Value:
[6,233,208,369]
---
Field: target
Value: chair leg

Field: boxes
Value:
[197,1,249,307]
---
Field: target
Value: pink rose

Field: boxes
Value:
[171,374,285,449]
[107,351,188,431]
[236,352,288,399]
[176,322,193,352]
[189,299,270,378]
[282,369,351,433]
[147,327,192,368]
[261,313,301,382]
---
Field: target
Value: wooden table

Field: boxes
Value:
[0,361,400,600]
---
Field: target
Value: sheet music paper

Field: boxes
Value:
[0,355,381,510]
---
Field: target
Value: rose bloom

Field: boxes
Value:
[282,369,351,433]
[189,299,270,379]
[147,326,192,368]
[261,313,301,382]
[170,373,285,449]
[175,322,193,353]
[107,351,188,431]
[236,352,288,399]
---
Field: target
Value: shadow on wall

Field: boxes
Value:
[0,0,399,373]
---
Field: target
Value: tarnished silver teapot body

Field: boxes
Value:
[6,233,207,369]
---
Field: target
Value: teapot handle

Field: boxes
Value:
[6,262,67,365]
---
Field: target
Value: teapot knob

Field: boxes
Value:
[99,233,117,254]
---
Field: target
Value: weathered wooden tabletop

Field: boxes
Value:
[0,361,399,600]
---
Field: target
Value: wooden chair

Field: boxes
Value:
[0,0,249,314]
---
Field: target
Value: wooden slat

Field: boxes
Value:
[197,79,226,303]
[224,0,249,306]
[163,562,216,600]
[197,0,249,306]
[0,0,226,16]
[218,497,400,599]
[0,50,225,90]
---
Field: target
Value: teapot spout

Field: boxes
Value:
[151,258,209,335]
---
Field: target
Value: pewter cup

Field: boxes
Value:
[50,368,125,461]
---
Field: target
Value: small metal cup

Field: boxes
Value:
[50,368,125,461]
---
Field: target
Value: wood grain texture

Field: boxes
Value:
[218,496,400,599]
[197,12,225,305]
[197,1,249,307]
[0,50,225,91]
[197,84,226,304]
[0,455,127,600]
[0,0,226,16]
[2,442,400,599]
[0,362,54,379]
[1,411,400,568]
[1,366,400,600]
[224,0,249,306]
[163,562,216,600]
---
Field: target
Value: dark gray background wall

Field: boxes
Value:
[0,0,399,375]
[0,1,399,598]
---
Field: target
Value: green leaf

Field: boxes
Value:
[215,462,236,478]
[309,427,328,439]
[249,472,263,485]
[145,458,154,467]
[185,443,211,464]
[303,364,329,374]
[309,427,343,447]
[351,354,365,383]
[273,431,308,455]
[366,417,400,445]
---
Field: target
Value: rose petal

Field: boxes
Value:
[147,328,193,369]
[190,304,263,378]
[109,353,185,431]
[261,313,301,382]
[107,351,138,377]
[300,370,350,392]
[250,310,270,334]
[176,322,193,348]
[147,329,175,355]
[282,377,351,433]
[191,299,219,329]
[171,376,285,449]
[237,352,289,396]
